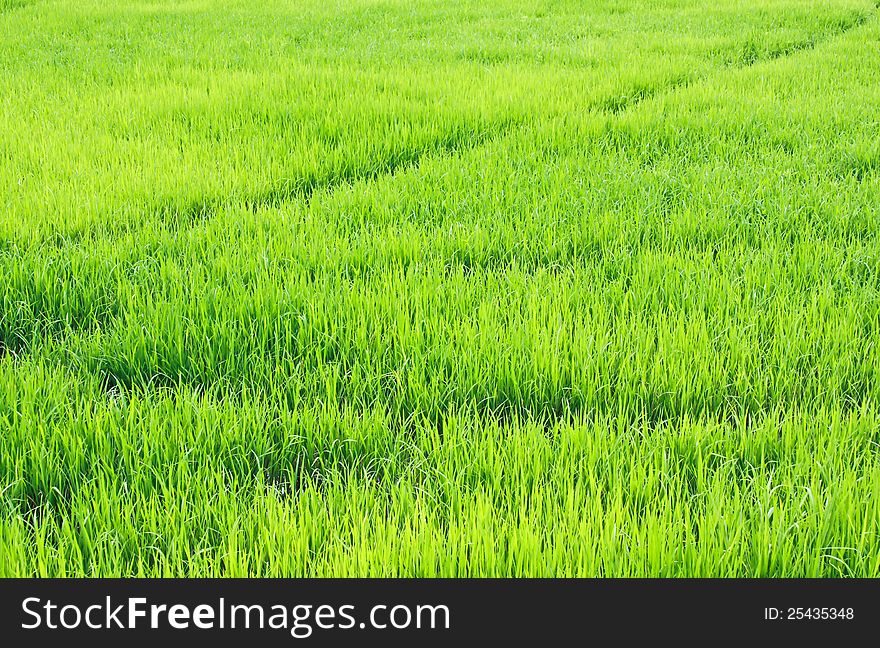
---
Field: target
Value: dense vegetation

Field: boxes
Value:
[1,0,878,576]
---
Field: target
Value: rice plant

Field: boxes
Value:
[0,0,878,576]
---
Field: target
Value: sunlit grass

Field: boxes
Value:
[1,0,878,577]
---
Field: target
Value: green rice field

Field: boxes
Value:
[1,0,879,576]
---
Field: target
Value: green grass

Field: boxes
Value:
[1,0,879,577]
